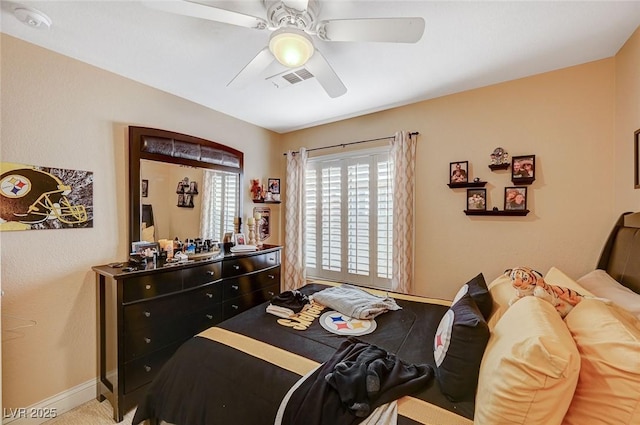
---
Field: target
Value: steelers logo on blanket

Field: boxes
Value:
[319,311,377,336]
[433,309,454,367]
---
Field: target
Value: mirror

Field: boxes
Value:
[129,127,243,248]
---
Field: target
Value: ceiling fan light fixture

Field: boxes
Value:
[269,28,314,68]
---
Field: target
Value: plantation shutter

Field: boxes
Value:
[305,148,393,289]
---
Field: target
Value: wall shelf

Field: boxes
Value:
[464,209,529,216]
[511,177,535,185]
[252,199,281,204]
[489,163,510,171]
[447,181,487,189]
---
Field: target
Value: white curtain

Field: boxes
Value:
[199,169,218,240]
[390,131,417,293]
[283,148,308,291]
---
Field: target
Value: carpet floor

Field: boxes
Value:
[43,400,135,425]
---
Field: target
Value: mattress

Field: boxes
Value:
[132,283,474,425]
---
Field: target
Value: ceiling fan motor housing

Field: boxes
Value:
[263,0,319,31]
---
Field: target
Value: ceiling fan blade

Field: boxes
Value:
[305,50,347,98]
[227,47,275,88]
[317,17,425,43]
[143,1,268,30]
[281,0,309,12]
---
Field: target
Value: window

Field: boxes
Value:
[201,169,239,241]
[305,148,393,289]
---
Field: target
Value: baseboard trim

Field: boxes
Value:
[2,379,96,425]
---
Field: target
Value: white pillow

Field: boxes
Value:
[544,267,594,297]
[577,269,640,320]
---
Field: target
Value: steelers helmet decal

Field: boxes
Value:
[0,167,90,227]
[1,173,32,198]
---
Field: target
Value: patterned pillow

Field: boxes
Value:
[434,292,490,401]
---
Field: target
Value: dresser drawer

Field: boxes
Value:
[223,283,279,320]
[188,306,224,335]
[185,282,223,312]
[123,294,186,330]
[123,270,183,303]
[123,319,186,361]
[183,262,222,289]
[124,341,184,393]
[223,266,280,299]
[223,252,280,278]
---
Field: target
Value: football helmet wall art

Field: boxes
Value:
[0,167,89,227]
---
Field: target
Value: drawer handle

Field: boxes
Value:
[143,311,151,318]
[144,337,151,344]
[206,271,215,276]
[145,284,152,290]
[268,257,275,262]
[206,293,213,299]
[144,365,152,373]
[233,265,240,270]
[232,305,239,310]
[268,291,275,297]
[268,274,275,279]
[206,314,213,320]
[231,285,239,291]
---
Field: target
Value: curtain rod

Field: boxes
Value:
[283,131,419,156]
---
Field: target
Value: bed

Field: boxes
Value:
[132,212,640,425]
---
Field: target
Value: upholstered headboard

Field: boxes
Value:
[597,212,640,295]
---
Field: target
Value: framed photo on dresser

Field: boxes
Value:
[233,233,246,245]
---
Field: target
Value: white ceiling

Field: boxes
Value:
[2,1,639,133]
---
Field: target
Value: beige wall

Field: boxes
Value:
[1,25,639,415]
[0,34,282,409]
[282,58,620,300]
[614,26,640,212]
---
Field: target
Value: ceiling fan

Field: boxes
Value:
[144,0,425,98]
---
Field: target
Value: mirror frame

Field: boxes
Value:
[128,126,244,248]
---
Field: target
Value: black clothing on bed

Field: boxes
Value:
[270,290,310,313]
[282,338,434,424]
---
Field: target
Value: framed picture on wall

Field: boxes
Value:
[268,178,280,194]
[467,189,487,211]
[511,155,535,181]
[635,129,640,189]
[254,206,271,242]
[504,187,527,211]
[450,161,468,184]
[141,179,148,197]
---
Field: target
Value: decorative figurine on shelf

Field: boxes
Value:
[490,147,509,165]
[250,179,263,201]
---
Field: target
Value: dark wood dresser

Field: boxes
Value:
[93,245,282,421]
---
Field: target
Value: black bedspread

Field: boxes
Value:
[132,283,475,425]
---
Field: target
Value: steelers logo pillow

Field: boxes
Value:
[433,292,490,402]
